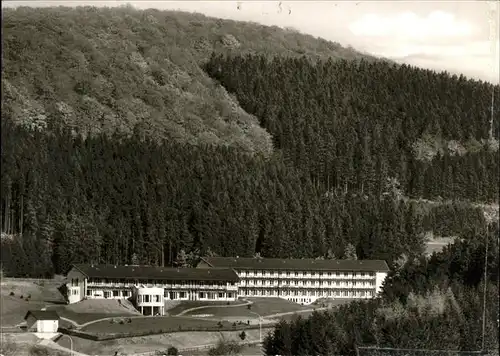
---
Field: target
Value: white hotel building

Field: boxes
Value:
[198,257,389,305]
[64,257,389,313]
[65,264,240,316]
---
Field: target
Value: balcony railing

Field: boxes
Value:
[240,275,376,281]
[86,282,236,290]
[87,282,135,287]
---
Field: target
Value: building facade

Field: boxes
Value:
[24,310,60,333]
[197,257,390,305]
[64,258,389,311]
[65,264,240,315]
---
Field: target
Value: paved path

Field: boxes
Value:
[52,299,331,330]
[264,306,329,319]
[59,314,191,329]
[42,303,141,329]
[175,298,252,316]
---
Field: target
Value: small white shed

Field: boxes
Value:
[24,310,60,333]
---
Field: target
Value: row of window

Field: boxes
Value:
[86,289,131,298]
[166,292,234,300]
[138,294,162,303]
[289,297,312,304]
[237,271,376,278]
[85,289,236,300]
[198,292,234,299]
[242,289,374,297]
[87,279,236,286]
[241,280,376,287]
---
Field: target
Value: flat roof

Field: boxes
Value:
[73,264,240,282]
[200,257,390,272]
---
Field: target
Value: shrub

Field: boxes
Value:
[239,331,246,340]
[167,346,178,355]
[9,291,14,296]
[208,340,243,356]
[20,295,24,299]
[29,345,50,356]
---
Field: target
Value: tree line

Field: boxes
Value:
[263,227,499,354]
[0,120,489,277]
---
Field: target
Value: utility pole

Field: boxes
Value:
[481,224,489,351]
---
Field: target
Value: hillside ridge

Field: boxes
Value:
[2,5,379,155]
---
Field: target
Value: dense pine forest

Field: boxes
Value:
[1,5,499,354]
[263,228,499,354]
[1,119,494,277]
[205,54,499,202]
[1,5,498,277]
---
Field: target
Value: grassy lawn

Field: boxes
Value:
[167,300,242,316]
[183,297,310,319]
[0,277,66,326]
[81,316,243,334]
[47,299,141,325]
[52,307,133,325]
[244,298,311,315]
[273,310,316,322]
[1,333,40,354]
[185,306,255,319]
[0,295,49,326]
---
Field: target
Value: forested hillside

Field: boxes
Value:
[0,118,493,277]
[2,5,376,155]
[1,6,498,282]
[205,54,499,202]
[1,5,498,355]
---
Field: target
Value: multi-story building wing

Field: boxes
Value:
[66,264,239,315]
[197,257,389,305]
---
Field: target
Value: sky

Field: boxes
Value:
[3,0,500,84]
